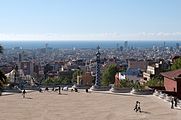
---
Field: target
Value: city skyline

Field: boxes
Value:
[0,0,181,41]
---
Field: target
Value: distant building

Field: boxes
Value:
[124,41,128,49]
[143,63,161,81]
[114,68,142,87]
[20,61,34,75]
[143,60,170,82]
[176,43,180,50]
[128,59,148,72]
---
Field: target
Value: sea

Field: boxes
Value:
[0,40,181,49]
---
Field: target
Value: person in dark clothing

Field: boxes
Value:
[174,97,177,107]
[137,102,141,113]
[171,97,174,109]
[86,88,88,93]
[134,101,139,111]
[22,89,26,98]
[45,87,49,91]
[75,88,78,92]
[39,88,42,92]
[134,101,141,113]
[58,86,61,94]
[52,87,54,91]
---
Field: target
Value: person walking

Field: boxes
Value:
[134,101,139,112]
[22,89,26,98]
[137,102,141,113]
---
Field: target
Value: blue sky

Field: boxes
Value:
[0,0,181,41]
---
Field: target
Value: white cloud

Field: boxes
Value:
[0,32,181,41]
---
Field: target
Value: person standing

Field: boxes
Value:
[86,88,88,93]
[22,89,26,98]
[171,97,174,109]
[174,97,177,107]
[58,86,61,94]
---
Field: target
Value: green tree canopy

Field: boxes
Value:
[171,58,181,70]
[119,79,133,88]
[0,45,7,91]
[72,69,83,83]
[101,64,117,86]
[146,76,163,87]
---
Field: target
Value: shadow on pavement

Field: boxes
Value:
[141,111,151,114]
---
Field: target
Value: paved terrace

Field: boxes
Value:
[0,90,180,120]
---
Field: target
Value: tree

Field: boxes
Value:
[44,64,53,79]
[72,69,83,83]
[171,58,181,70]
[146,76,163,87]
[42,77,54,86]
[119,79,133,88]
[0,70,7,89]
[102,64,117,86]
[132,81,144,90]
[0,45,7,93]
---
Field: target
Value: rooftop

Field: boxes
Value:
[161,69,181,80]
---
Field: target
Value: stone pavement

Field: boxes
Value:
[0,90,180,120]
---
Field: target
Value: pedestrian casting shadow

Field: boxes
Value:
[141,111,151,114]
[58,93,68,95]
[25,97,33,99]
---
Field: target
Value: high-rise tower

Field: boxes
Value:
[95,45,101,87]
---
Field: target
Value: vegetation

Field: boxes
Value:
[132,81,145,90]
[101,64,117,86]
[0,70,7,90]
[171,58,181,70]
[42,77,72,85]
[146,76,164,87]
[44,64,53,79]
[0,45,7,94]
[119,79,133,88]
[72,69,83,83]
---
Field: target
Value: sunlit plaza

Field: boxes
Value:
[0,90,180,120]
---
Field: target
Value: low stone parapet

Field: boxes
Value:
[90,85,110,91]
[131,88,153,95]
[110,87,131,93]
[159,92,166,99]
[153,90,160,96]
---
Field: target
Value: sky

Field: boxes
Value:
[0,0,181,41]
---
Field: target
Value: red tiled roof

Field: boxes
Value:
[161,69,181,80]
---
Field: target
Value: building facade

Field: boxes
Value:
[161,69,181,99]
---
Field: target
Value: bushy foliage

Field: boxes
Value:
[171,58,181,70]
[42,77,72,85]
[146,76,164,87]
[0,45,7,92]
[132,81,144,90]
[72,70,83,83]
[119,79,133,88]
[101,64,117,86]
